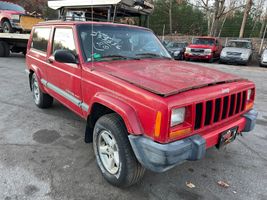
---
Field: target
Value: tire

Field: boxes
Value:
[1,41,10,57]
[2,20,14,33]
[31,73,53,108]
[0,42,5,57]
[93,113,145,187]
[208,58,214,63]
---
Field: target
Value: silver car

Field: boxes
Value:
[220,40,253,65]
[260,49,267,67]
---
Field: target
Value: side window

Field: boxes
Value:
[52,28,77,55]
[31,27,51,52]
[216,40,220,46]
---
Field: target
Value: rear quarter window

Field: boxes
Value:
[31,27,51,53]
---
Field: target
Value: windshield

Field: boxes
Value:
[192,38,215,46]
[226,41,252,49]
[78,24,171,62]
[0,2,25,12]
[167,42,186,48]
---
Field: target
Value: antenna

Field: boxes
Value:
[91,0,94,68]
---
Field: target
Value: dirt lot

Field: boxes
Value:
[0,54,267,200]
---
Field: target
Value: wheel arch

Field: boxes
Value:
[84,93,144,143]
[28,67,46,92]
[1,17,10,25]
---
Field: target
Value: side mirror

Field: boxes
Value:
[54,49,78,64]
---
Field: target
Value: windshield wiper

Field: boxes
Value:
[99,55,140,61]
[135,53,172,60]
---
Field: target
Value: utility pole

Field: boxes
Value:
[239,0,253,38]
[259,24,267,54]
[169,0,172,34]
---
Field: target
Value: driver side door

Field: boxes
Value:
[46,27,83,116]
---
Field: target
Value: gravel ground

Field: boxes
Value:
[0,54,266,200]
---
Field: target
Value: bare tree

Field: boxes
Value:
[239,0,253,38]
[188,0,245,36]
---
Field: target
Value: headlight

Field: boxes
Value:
[185,48,191,53]
[174,50,180,56]
[204,49,212,54]
[171,107,185,127]
[221,51,226,57]
[247,89,252,101]
[11,14,20,21]
[241,53,249,59]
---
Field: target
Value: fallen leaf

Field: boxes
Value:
[217,181,230,188]
[186,181,196,188]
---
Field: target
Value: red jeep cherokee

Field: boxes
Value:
[184,36,223,62]
[26,21,257,187]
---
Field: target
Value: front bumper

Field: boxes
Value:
[129,109,257,172]
[10,20,22,30]
[185,53,213,60]
[220,56,248,64]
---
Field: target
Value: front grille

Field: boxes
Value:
[191,48,204,53]
[226,52,242,56]
[194,90,247,130]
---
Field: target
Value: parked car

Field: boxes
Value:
[26,21,257,187]
[0,1,43,33]
[184,36,222,62]
[259,48,267,67]
[161,40,170,48]
[220,40,253,65]
[0,1,25,33]
[166,41,188,60]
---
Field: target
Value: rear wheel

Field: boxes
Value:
[0,41,9,57]
[31,73,53,108]
[2,20,14,33]
[93,113,145,187]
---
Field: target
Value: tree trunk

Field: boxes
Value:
[218,14,227,37]
[239,0,253,38]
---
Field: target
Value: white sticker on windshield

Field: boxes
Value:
[91,31,122,51]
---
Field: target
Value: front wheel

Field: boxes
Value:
[31,73,53,108]
[93,113,145,187]
[2,20,14,33]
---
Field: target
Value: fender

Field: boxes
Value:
[28,64,47,92]
[90,93,144,135]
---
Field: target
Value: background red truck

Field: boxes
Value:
[0,1,25,33]
[184,36,223,62]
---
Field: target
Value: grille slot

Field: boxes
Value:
[194,90,247,130]
[204,101,212,125]
[194,103,203,130]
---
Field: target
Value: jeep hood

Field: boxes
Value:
[93,59,244,97]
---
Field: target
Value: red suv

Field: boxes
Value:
[26,21,257,187]
[184,37,223,62]
[0,1,25,33]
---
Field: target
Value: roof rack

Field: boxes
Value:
[48,0,154,26]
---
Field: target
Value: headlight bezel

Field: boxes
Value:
[247,89,252,101]
[241,52,250,59]
[204,49,212,54]
[11,14,20,21]
[220,50,227,57]
[185,47,191,53]
[170,107,186,127]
